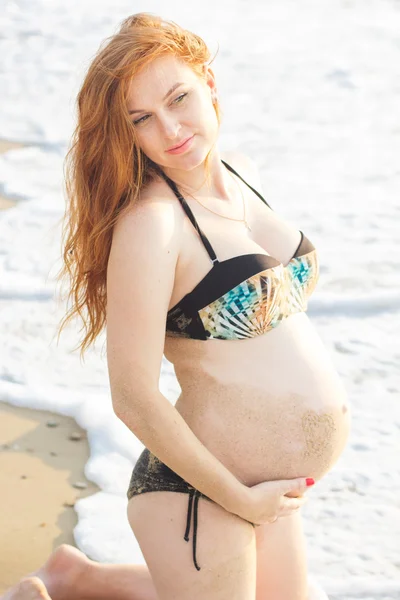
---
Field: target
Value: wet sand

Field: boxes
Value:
[0,401,98,593]
[0,138,98,592]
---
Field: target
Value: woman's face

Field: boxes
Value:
[126,54,219,170]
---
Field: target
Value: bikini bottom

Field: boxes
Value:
[127,447,255,571]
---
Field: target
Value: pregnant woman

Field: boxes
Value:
[1,12,351,600]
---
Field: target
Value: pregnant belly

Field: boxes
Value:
[173,314,352,485]
[178,386,351,486]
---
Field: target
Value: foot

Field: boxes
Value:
[1,545,92,600]
[1,576,52,600]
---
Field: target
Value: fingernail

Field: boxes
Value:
[306,478,315,487]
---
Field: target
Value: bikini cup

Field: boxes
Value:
[158,160,319,341]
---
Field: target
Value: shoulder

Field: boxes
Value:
[108,184,186,291]
[112,179,185,251]
[220,150,263,189]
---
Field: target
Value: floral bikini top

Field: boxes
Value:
[159,159,319,341]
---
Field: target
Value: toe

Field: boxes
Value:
[16,577,52,599]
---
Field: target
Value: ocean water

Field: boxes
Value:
[0,0,399,597]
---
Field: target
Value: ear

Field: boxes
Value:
[203,64,217,97]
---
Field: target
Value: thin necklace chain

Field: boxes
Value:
[231,171,252,231]
[180,170,252,231]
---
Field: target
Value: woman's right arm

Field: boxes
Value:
[106,194,251,516]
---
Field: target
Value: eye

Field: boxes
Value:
[174,92,188,104]
[133,114,150,126]
[132,92,189,126]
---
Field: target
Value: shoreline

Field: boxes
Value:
[0,137,99,592]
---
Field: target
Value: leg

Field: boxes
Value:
[0,524,327,600]
[255,510,326,600]
[127,489,257,600]
[0,544,159,600]
[1,495,255,600]
[0,546,89,600]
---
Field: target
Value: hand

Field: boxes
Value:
[234,477,313,526]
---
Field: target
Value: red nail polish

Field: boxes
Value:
[306,478,315,486]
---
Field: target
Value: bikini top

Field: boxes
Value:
[159,159,319,341]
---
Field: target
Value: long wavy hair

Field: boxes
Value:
[55,13,222,360]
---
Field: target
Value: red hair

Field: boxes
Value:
[55,13,221,359]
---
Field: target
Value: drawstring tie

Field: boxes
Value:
[184,488,201,570]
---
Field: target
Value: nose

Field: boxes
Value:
[158,113,182,139]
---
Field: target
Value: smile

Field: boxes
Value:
[166,135,195,154]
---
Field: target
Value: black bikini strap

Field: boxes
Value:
[157,169,219,265]
[221,159,273,211]
[184,488,201,571]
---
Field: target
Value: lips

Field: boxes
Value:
[167,136,193,151]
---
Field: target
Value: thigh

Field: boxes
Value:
[127,490,257,600]
[255,510,309,600]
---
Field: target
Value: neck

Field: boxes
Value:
[160,147,234,202]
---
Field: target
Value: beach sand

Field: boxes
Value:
[0,402,99,593]
[0,138,99,593]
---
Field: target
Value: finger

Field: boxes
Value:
[265,515,279,525]
[279,477,314,497]
[278,500,308,519]
[278,508,300,518]
[254,514,280,527]
[284,490,305,498]
[280,495,308,511]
